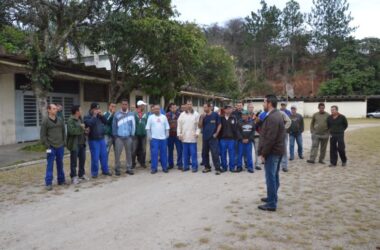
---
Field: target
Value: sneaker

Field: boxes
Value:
[248,169,254,173]
[182,168,190,172]
[115,171,121,176]
[289,158,294,161]
[79,175,90,181]
[329,164,337,167]
[58,181,67,186]
[215,170,221,175]
[168,165,174,170]
[163,169,169,173]
[282,168,288,172]
[72,177,80,185]
[318,160,326,164]
[141,164,147,168]
[307,160,315,164]
[46,185,53,191]
[299,156,304,159]
[102,172,112,176]
[177,166,183,170]
[342,162,347,167]
[202,168,211,173]
[255,166,262,170]
[151,170,157,174]
[92,175,98,179]
[192,169,198,173]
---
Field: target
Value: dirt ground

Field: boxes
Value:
[0,122,379,250]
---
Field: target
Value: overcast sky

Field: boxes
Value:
[171,0,379,39]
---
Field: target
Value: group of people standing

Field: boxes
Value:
[40,95,348,212]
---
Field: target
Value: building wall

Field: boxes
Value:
[0,74,16,145]
[302,101,367,118]
[245,100,367,118]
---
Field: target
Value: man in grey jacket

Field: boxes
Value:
[112,99,136,176]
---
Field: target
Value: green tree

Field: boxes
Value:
[84,0,175,102]
[309,0,356,57]
[3,0,101,118]
[130,19,206,102]
[281,0,308,73]
[319,40,378,95]
[195,45,237,97]
[0,25,26,54]
[245,0,282,80]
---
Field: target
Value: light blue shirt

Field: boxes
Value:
[146,114,169,140]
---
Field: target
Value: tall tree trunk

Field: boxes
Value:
[34,84,48,122]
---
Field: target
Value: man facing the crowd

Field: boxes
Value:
[40,104,66,190]
[67,105,87,185]
[307,103,330,164]
[258,95,285,212]
[177,100,200,172]
[327,105,348,167]
[132,100,148,169]
[104,103,116,156]
[166,103,183,170]
[199,103,222,175]
[84,102,112,178]
[112,99,136,176]
[146,104,170,174]
[288,105,304,161]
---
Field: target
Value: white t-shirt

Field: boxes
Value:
[146,114,169,140]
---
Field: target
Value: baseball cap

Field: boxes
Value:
[224,105,232,109]
[242,110,249,115]
[137,100,147,106]
[90,102,100,110]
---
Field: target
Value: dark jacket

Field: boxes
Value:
[84,111,107,140]
[258,109,285,157]
[135,111,148,136]
[40,116,66,148]
[103,111,114,136]
[232,110,243,122]
[66,116,86,151]
[327,114,348,135]
[219,115,238,139]
[288,113,304,135]
[166,111,181,137]
[238,119,255,142]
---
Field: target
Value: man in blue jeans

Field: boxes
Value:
[288,105,304,161]
[219,105,238,172]
[199,103,221,175]
[237,110,255,173]
[177,100,200,172]
[166,103,183,170]
[258,95,285,212]
[84,102,112,178]
[146,104,170,174]
[40,104,66,190]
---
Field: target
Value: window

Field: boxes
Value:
[24,95,37,127]
[84,83,108,102]
[64,97,74,120]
